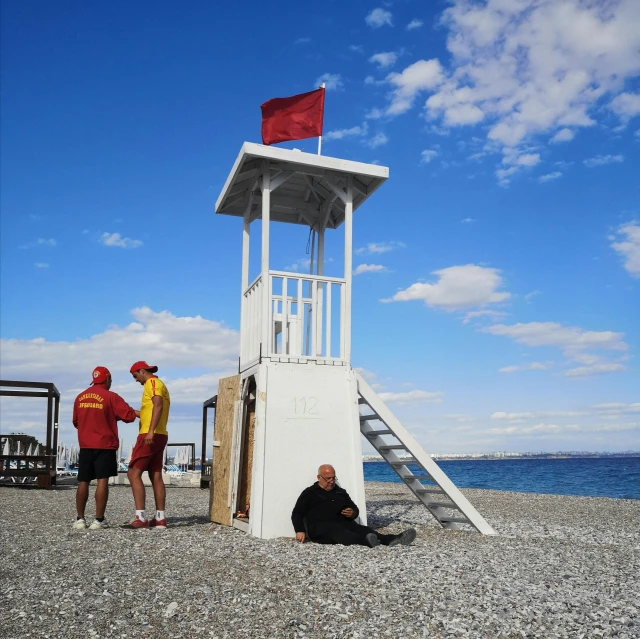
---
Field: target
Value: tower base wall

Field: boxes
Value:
[248,361,366,539]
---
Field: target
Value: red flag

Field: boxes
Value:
[261,88,325,146]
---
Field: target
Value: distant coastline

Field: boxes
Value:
[363,451,640,462]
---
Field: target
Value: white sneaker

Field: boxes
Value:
[89,519,108,530]
[73,518,87,530]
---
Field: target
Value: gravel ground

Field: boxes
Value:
[1,481,638,638]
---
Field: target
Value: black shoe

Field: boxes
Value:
[365,532,380,548]
[388,528,417,547]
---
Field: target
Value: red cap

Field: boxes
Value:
[91,366,111,385]
[130,361,158,374]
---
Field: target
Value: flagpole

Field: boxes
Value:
[317,83,325,155]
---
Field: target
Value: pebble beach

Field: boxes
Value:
[1,481,638,639]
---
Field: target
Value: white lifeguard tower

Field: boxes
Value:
[210,142,495,538]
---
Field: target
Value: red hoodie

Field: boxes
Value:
[72,384,137,449]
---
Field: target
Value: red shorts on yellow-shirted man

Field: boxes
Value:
[129,434,168,472]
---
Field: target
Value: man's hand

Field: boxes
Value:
[135,410,140,419]
[144,431,155,445]
[295,532,306,543]
[341,508,355,519]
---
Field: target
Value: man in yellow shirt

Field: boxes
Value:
[125,361,170,529]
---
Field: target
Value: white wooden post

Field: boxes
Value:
[317,230,324,355]
[261,163,271,355]
[240,203,251,364]
[317,82,326,155]
[343,176,353,363]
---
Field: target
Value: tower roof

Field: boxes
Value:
[215,142,388,229]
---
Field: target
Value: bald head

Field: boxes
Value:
[317,464,337,491]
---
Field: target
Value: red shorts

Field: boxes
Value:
[129,434,168,472]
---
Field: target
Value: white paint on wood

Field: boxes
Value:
[247,362,366,539]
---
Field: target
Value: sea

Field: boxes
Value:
[363,457,640,500]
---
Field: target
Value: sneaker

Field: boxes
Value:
[365,532,380,548]
[89,519,108,530]
[388,528,417,547]
[149,518,167,529]
[73,518,87,530]
[121,517,149,529]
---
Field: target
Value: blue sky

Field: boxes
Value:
[1,0,639,456]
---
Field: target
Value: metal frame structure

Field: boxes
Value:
[0,380,60,488]
[200,395,217,488]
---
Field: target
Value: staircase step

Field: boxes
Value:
[415,487,446,495]
[426,501,460,510]
[364,429,393,437]
[358,398,367,404]
[378,444,406,452]
[389,457,418,466]
[439,517,472,525]
[359,414,380,422]
[404,475,432,482]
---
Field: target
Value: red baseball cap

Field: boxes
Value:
[130,361,158,374]
[91,366,111,385]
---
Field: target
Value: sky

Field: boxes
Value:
[1,0,639,457]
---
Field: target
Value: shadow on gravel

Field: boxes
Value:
[367,499,421,527]
[165,514,211,527]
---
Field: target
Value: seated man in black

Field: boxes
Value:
[291,464,416,547]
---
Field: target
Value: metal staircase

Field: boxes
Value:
[357,374,496,535]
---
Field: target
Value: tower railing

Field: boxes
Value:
[240,270,347,369]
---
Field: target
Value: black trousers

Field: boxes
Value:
[309,520,395,547]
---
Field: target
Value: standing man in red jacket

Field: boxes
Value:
[72,366,137,530]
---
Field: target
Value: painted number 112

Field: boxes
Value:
[289,396,319,419]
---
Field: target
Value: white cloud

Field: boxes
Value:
[349,45,364,54]
[564,363,627,377]
[496,149,541,184]
[385,59,445,115]
[583,154,624,167]
[378,390,444,404]
[0,307,238,379]
[367,132,388,148]
[461,217,476,223]
[406,19,423,31]
[0,308,239,441]
[482,322,628,355]
[376,0,640,177]
[19,238,57,249]
[499,361,554,373]
[610,92,640,120]
[356,241,405,255]
[283,257,311,272]
[550,128,575,143]
[610,222,640,278]
[491,412,535,421]
[524,290,541,303]
[295,37,311,44]
[461,309,508,325]
[369,52,398,69]
[366,8,393,28]
[34,263,49,269]
[538,171,563,183]
[324,123,368,141]
[100,232,143,249]
[420,149,438,164]
[383,264,510,311]
[315,73,343,91]
[354,264,388,275]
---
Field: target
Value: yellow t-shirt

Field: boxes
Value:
[139,376,170,435]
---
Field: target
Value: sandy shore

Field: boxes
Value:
[1,481,638,638]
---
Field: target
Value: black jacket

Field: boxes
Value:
[291,482,360,533]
